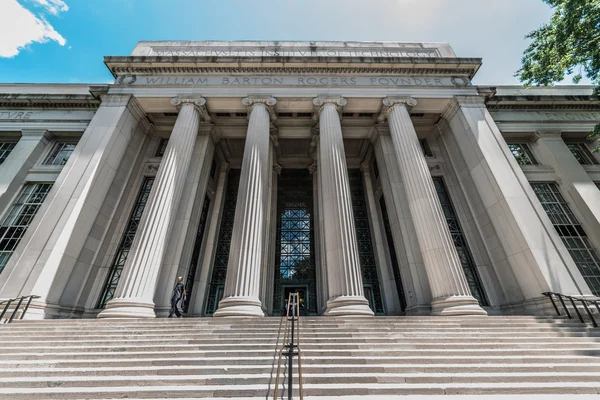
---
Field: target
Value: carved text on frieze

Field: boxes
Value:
[132,75,469,87]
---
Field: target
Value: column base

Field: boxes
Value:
[213,296,265,317]
[97,298,156,319]
[324,295,374,316]
[431,295,487,316]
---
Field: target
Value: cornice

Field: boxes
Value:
[106,65,478,78]
[0,93,99,110]
[104,55,481,78]
[486,103,600,111]
[0,101,98,110]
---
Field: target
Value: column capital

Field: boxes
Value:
[312,96,347,121]
[242,96,277,121]
[377,96,417,122]
[171,96,210,122]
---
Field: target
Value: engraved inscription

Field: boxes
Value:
[133,75,468,87]
[0,111,34,120]
[150,47,441,58]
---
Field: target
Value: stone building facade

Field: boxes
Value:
[0,41,599,319]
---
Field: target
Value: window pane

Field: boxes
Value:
[0,142,17,165]
[433,177,488,305]
[567,143,598,165]
[507,143,537,165]
[348,169,384,314]
[43,142,78,166]
[205,170,240,315]
[531,182,600,295]
[97,177,155,308]
[0,183,53,273]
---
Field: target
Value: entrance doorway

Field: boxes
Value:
[272,169,317,315]
[280,285,309,316]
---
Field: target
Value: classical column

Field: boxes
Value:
[380,96,486,316]
[214,96,276,317]
[314,96,373,316]
[98,97,207,318]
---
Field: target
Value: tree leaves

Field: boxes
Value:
[517,0,600,146]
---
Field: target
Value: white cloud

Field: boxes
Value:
[31,0,68,15]
[0,0,67,58]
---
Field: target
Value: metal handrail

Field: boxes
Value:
[274,292,304,400]
[0,295,40,323]
[542,292,600,327]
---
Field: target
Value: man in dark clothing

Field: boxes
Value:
[168,276,186,318]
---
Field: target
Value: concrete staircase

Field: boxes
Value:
[1,316,600,399]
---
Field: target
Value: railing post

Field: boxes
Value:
[20,296,38,320]
[580,299,598,328]
[8,296,25,323]
[0,299,13,323]
[557,294,572,319]
[568,297,584,323]
[544,292,560,316]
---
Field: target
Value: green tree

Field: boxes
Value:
[517,0,600,142]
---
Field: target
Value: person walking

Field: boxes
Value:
[168,276,186,318]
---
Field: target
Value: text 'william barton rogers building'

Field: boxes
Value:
[1,41,600,319]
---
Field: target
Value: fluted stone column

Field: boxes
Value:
[98,97,206,318]
[380,97,486,316]
[214,96,276,317]
[314,96,373,316]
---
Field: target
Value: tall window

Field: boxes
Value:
[433,177,488,305]
[378,197,407,311]
[205,170,240,315]
[348,169,384,314]
[531,182,600,296]
[273,169,317,315]
[43,142,77,166]
[183,195,211,313]
[566,143,599,165]
[0,142,16,164]
[507,143,537,165]
[97,177,154,308]
[0,183,53,273]
[419,139,433,157]
[155,139,169,157]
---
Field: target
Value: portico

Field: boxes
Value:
[0,41,598,320]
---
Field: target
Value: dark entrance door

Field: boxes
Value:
[280,285,309,316]
[272,169,317,316]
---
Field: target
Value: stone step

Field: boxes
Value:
[0,382,599,399]
[5,330,600,340]
[5,316,580,328]
[5,326,598,336]
[4,336,599,346]
[2,342,600,353]
[11,316,572,324]
[3,348,600,361]
[2,363,600,377]
[5,372,600,389]
[2,316,598,398]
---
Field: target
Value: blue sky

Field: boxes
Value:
[0,0,576,85]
